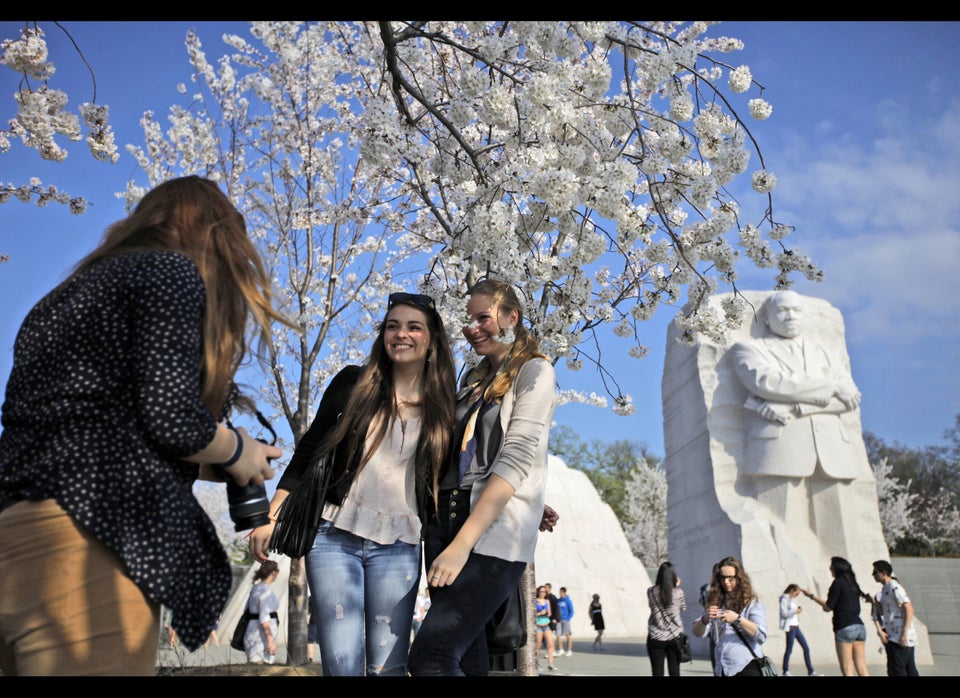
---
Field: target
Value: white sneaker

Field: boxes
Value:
[565,650,572,657]
[809,671,823,676]
[783,671,792,676]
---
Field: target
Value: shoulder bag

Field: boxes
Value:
[230,610,252,651]
[267,449,334,559]
[731,618,777,676]
[675,631,693,663]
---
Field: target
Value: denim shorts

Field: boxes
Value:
[835,623,866,643]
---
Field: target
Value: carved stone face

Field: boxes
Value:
[765,291,802,339]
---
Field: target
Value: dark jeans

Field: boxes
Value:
[782,626,814,674]
[407,488,526,676]
[885,642,919,676]
[647,636,681,676]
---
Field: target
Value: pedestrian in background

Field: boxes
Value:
[779,583,820,675]
[556,586,575,656]
[590,593,605,651]
[693,556,768,676]
[646,561,686,676]
[544,582,561,637]
[805,556,871,676]
[871,560,920,676]
[535,585,557,671]
[242,560,280,665]
[699,562,720,671]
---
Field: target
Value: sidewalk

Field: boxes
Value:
[156,633,960,676]
[536,634,960,677]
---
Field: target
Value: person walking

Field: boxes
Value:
[871,559,920,676]
[241,560,281,665]
[0,175,289,676]
[692,556,768,676]
[779,583,820,675]
[407,279,558,676]
[646,561,687,676]
[590,594,606,651]
[535,585,557,671]
[804,556,871,676]
[249,291,457,675]
[556,586,575,656]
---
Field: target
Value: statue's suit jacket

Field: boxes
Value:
[731,336,860,479]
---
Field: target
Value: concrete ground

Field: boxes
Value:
[155,633,960,677]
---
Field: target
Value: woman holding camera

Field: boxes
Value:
[249,291,456,675]
[0,176,292,675]
[693,556,768,676]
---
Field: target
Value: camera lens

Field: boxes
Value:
[225,480,271,532]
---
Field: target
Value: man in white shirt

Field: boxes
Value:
[871,560,919,676]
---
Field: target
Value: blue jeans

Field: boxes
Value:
[407,488,526,676]
[782,626,815,673]
[304,520,421,676]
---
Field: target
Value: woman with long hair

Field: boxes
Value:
[805,556,871,675]
[692,556,768,676]
[779,583,820,675]
[408,279,558,676]
[0,176,292,675]
[249,291,456,675]
[646,561,687,676]
[535,585,557,671]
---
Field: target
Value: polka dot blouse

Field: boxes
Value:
[0,251,232,651]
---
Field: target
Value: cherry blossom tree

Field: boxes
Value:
[871,457,918,551]
[623,457,668,567]
[8,20,826,666]
[0,21,118,258]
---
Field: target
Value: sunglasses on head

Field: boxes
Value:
[388,292,436,310]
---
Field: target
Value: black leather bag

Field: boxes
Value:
[486,582,527,655]
[268,450,333,559]
[732,621,777,676]
[675,631,692,663]
[230,610,252,651]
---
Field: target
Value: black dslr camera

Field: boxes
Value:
[221,408,277,532]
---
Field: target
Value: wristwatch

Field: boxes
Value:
[732,616,743,630]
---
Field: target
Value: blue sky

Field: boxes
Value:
[2,21,959,458]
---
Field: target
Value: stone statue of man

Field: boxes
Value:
[730,290,868,534]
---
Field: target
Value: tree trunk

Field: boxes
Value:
[285,557,310,665]
[517,562,538,676]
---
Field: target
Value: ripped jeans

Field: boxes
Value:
[304,520,421,676]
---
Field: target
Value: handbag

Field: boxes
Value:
[486,582,527,655]
[731,619,777,676]
[267,450,334,559]
[230,610,252,651]
[675,631,692,663]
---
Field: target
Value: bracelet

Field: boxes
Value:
[217,424,243,468]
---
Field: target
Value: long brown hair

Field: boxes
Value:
[63,175,296,416]
[707,556,758,611]
[318,297,456,500]
[460,279,550,402]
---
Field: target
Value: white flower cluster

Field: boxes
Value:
[1,24,118,216]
